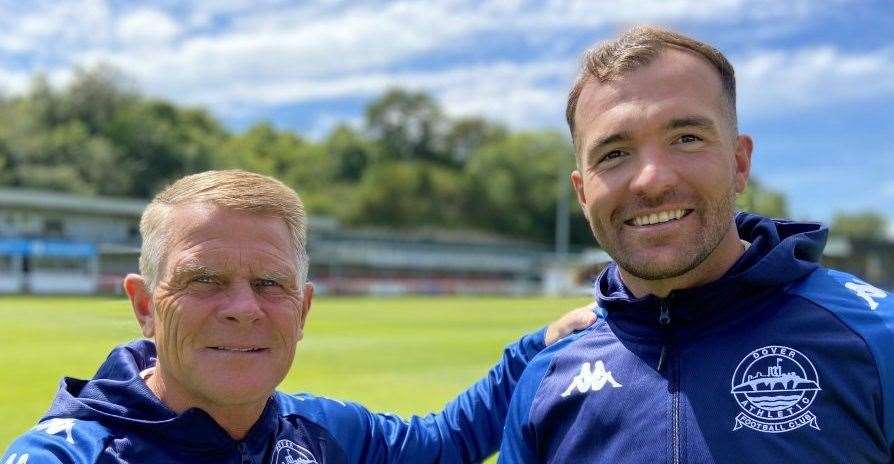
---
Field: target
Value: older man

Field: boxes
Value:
[499,26,894,463]
[2,170,593,464]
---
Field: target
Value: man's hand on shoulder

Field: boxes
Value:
[544,305,597,346]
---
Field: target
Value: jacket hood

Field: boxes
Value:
[594,213,828,335]
[42,340,279,455]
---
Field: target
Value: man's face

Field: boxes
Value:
[570,49,751,286]
[138,205,311,408]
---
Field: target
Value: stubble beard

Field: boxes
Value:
[592,188,737,282]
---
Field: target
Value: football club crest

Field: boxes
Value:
[730,345,821,433]
[271,439,318,464]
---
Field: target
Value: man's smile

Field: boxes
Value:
[624,208,693,227]
[206,345,270,353]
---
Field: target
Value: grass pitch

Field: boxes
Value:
[0,294,589,460]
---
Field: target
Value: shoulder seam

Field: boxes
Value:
[529,355,554,460]
[788,292,887,439]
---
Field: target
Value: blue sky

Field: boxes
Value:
[0,0,892,232]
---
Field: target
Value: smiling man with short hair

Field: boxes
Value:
[499,26,894,464]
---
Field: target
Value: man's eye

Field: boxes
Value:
[254,279,281,288]
[676,134,702,144]
[600,150,627,163]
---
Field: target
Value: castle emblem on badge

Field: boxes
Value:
[272,439,318,464]
[730,345,821,433]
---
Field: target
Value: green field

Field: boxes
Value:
[0,294,589,460]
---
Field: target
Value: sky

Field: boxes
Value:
[0,0,892,232]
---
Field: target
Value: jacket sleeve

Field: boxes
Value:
[1,418,109,464]
[497,327,586,464]
[793,270,894,456]
[296,327,548,463]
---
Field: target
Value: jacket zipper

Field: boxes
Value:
[238,442,253,464]
[658,301,680,464]
[672,362,680,464]
[657,302,670,371]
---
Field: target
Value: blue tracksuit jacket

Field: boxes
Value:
[2,328,546,463]
[500,213,894,463]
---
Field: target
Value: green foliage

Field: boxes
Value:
[219,122,336,216]
[831,211,888,239]
[0,64,802,247]
[104,100,225,197]
[0,65,224,197]
[736,178,789,218]
[346,161,467,227]
[465,131,582,242]
[444,116,507,165]
[325,123,372,181]
[365,88,449,164]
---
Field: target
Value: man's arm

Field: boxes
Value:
[290,306,596,463]
[2,418,110,464]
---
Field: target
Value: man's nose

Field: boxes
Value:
[629,147,679,200]
[219,281,263,325]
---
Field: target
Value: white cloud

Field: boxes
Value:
[0,0,114,55]
[737,45,894,118]
[0,0,882,131]
[116,9,182,47]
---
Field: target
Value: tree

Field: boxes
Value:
[105,100,224,197]
[831,211,888,240]
[465,131,583,242]
[365,88,448,163]
[345,161,466,228]
[736,178,789,219]
[62,64,136,135]
[0,64,226,197]
[0,77,130,195]
[325,124,372,181]
[444,117,507,165]
[217,122,337,215]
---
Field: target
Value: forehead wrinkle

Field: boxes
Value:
[665,115,716,131]
[169,262,221,281]
[246,260,297,284]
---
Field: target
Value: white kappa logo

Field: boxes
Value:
[731,346,821,433]
[32,418,76,444]
[844,280,887,310]
[561,361,622,397]
[271,439,318,464]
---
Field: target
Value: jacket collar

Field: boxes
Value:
[43,340,280,457]
[595,213,827,339]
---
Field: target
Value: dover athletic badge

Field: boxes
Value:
[730,345,821,433]
[272,439,318,464]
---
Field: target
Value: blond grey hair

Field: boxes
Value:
[566,25,737,157]
[139,170,309,290]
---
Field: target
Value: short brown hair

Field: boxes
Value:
[566,25,737,153]
[139,170,309,290]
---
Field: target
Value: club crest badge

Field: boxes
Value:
[271,439,318,464]
[730,345,821,433]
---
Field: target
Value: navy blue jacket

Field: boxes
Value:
[501,213,894,463]
[2,328,546,463]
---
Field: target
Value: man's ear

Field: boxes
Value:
[296,282,314,342]
[734,134,753,194]
[570,169,587,211]
[123,274,155,338]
